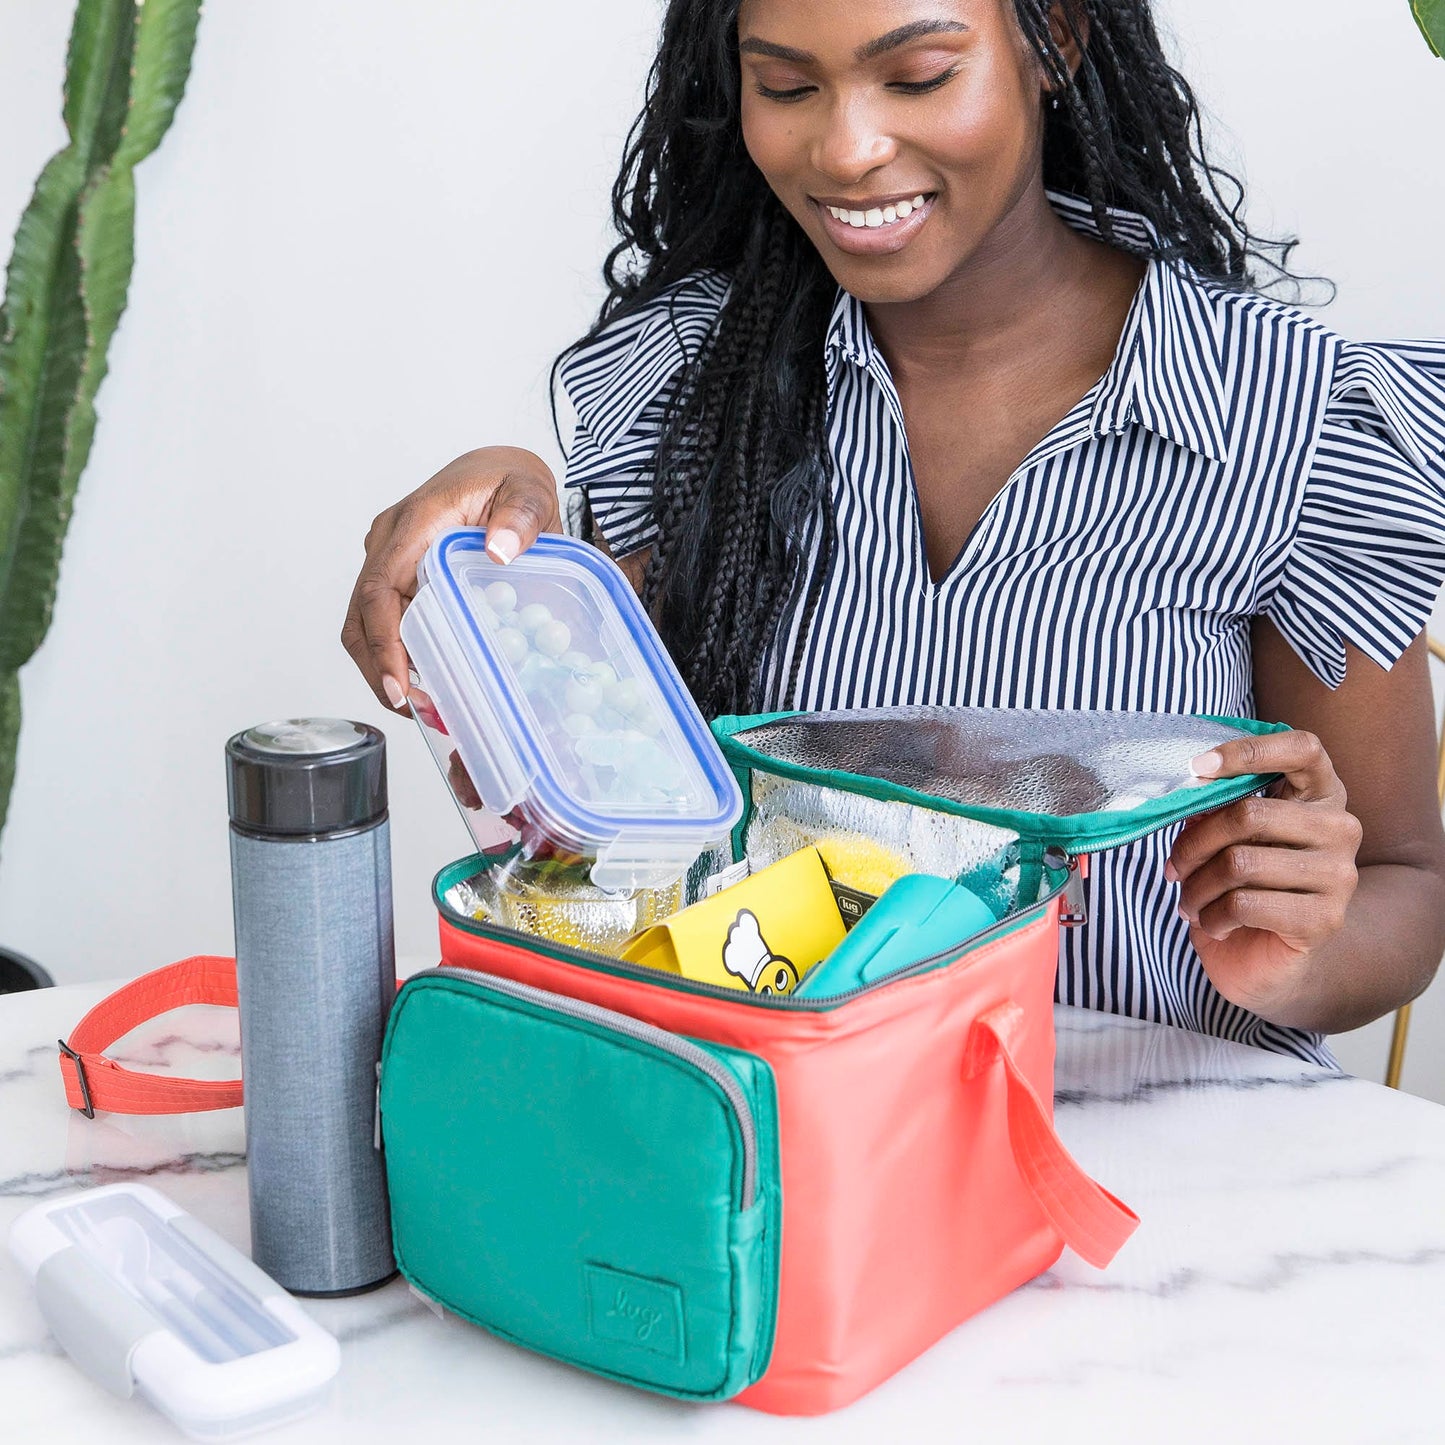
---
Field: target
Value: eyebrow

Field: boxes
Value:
[738,19,970,66]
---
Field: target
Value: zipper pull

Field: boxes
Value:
[1042,847,1088,928]
[373,1060,383,1151]
[1061,856,1087,927]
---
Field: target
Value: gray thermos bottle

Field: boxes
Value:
[225,718,397,1296]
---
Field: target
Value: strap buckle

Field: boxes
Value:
[57,1038,95,1119]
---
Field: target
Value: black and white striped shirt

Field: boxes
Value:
[560,191,1445,1064]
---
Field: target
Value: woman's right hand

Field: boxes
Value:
[342,446,560,711]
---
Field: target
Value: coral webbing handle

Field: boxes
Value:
[963,1000,1139,1269]
[57,956,244,1117]
[56,956,409,1117]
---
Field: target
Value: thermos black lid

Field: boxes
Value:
[226,719,387,838]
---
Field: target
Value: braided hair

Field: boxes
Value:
[552,0,1311,718]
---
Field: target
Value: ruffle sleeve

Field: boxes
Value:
[557,269,729,557]
[1263,338,1445,688]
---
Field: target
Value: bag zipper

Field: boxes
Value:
[402,732,1275,1192]
[433,875,1065,1015]
[428,759,1271,1014]
[418,966,762,1211]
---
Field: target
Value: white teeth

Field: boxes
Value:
[824,195,931,229]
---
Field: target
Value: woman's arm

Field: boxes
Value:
[1168,619,1445,1034]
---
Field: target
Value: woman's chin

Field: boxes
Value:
[797,222,962,306]
[817,252,955,306]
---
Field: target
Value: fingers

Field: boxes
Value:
[342,500,421,710]
[343,565,412,711]
[1170,794,1353,874]
[484,466,562,564]
[1190,729,1345,806]
[1176,837,1358,941]
[446,749,484,811]
[1167,791,1362,946]
[1190,882,1351,949]
[341,448,560,709]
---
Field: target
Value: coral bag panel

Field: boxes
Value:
[377,707,1286,1414]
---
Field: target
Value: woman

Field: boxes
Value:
[343,0,1445,1063]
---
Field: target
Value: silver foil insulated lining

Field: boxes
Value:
[732,707,1249,816]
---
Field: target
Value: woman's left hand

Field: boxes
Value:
[1165,730,1363,1022]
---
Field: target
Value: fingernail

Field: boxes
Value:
[1191,750,1222,778]
[383,675,407,710]
[486,528,520,565]
[1164,859,1178,883]
[1177,902,1195,923]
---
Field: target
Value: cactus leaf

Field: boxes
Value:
[61,0,137,170]
[66,163,138,492]
[0,167,136,672]
[118,0,206,168]
[0,156,90,660]
[1414,0,1445,56]
[0,671,17,840]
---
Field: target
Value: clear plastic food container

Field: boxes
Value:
[400,528,744,890]
[8,1183,340,1440]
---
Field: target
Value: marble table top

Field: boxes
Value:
[3,973,1444,1445]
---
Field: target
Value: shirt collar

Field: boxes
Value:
[822,189,1231,465]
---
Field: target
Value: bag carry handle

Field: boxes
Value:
[58,957,245,1117]
[58,958,410,1117]
[963,1000,1139,1268]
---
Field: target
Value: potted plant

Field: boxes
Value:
[0,0,202,990]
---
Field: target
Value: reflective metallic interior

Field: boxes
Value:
[733,708,1249,816]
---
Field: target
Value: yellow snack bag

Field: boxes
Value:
[621,847,845,995]
[812,834,910,897]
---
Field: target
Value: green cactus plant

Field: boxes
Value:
[1415,0,1445,55]
[0,0,202,848]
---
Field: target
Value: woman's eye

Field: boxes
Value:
[753,67,959,102]
[753,81,816,103]
[888,67,959,94]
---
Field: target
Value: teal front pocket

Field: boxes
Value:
[379,968,781,1401]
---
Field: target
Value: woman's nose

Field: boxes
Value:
[810,97,898,185]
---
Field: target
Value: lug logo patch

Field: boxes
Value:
[584,1264,685,1361]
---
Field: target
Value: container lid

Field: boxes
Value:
[400,529,743,888]
[226,719,387,837]
[8,1183,340,1439]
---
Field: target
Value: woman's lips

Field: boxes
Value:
[812,194,937,256]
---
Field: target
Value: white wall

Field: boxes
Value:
[1,1,1443,1098]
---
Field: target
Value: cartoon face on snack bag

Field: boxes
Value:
[723,909,801,996]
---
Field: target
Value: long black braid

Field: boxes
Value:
[552,0,1316,718]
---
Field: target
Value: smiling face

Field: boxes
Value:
[737,0,1058,304]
